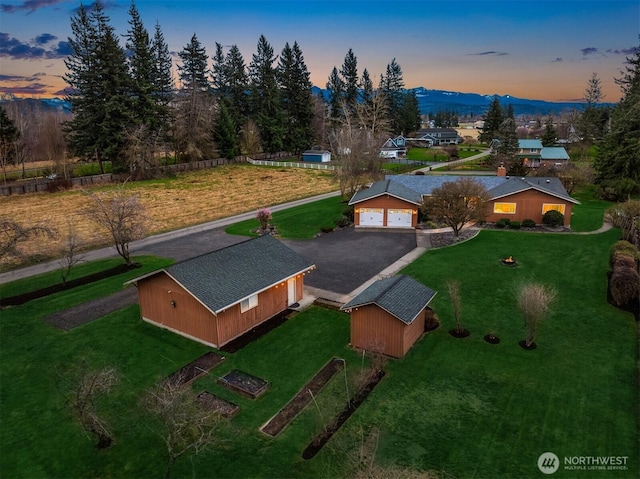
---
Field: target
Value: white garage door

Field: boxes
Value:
[359,208,384,226]
[387,208,413,227]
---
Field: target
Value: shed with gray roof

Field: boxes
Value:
[127,235,315,348]
[342,275,437,358]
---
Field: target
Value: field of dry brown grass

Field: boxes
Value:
[1,164,337,269]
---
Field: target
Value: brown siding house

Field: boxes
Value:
[349,180,422,228]
[127,235,314,348]
[342,275,437,358]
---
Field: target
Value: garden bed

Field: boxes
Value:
[260,358,344,438]
[166,352,226,387]
[196,391,240,418]
[218,370,269,399]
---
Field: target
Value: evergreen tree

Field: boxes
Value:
[214,99,238,159]
[225,45,250,133]
[540,115,557,146]
[64,1,133,172]
[360,68,374,106]
[505,103,515,120]
[249,35,286,153]
[0,105,19,184]
[594,40,640,190]
[326,66,344,124]
[341,49,359,113]
[479,97,504,143]
[125,1,156,129]
[495,118,525,175]
[211,43,228,94]
[578,72,610,141]
[397,90,421,134]
[277,41,314,154]
[379,58,405,132]
[150,22,174,143]
[174,34,214,161]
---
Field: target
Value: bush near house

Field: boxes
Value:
[542,209,564,227]
[522,219,536,228]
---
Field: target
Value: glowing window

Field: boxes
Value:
[493,202,516,214]
[240,294,258,313]
[542,204,565,215]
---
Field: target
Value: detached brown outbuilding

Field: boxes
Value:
[127,235,315,349]
[341,275,437,358]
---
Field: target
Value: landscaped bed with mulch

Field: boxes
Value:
[260,357,344,438]
[166,351,226,387]
[196,391,240,418]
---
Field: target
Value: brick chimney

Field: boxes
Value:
[497,165,507,177]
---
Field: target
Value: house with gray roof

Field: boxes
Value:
[127,235,315,348]
[341,275,437,358]
[350,174,579,229]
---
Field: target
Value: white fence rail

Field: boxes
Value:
[246,158,336,171]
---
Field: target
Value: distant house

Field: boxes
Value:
[302,150,331,163]
[348,179,422,228]
[516,140,570,168]
[126,235,315,349]
[380,135,407,159]
[415,128,462,145]
[349,175,579,228]
[540,146,570,167]
[342,275,437,358]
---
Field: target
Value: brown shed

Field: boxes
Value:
[127,235,315,348]
[341,275,437,358]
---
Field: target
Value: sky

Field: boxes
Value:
[0,0,638,102]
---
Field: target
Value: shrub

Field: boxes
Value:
[542,210,564,227]
[509,221,521,230]
[334,216,351,228]
[609,240,639,267]
[320,226,334,233]
[496,218,510,229]
[255,208,271,230]
[342,205,354,222]
[522,219,536,228]
[610,266,640,307]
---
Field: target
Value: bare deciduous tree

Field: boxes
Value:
[516,282,557,348]
[606,200,640,247]
[66,366,119,449]
[143,376,224,479]
[239,119,261,156]
[447,279,464,334]
[59,220,85,285]
[0,219,57,260]
[85,185,148,266]
[423,178,488,237]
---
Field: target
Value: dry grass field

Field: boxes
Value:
[1,164,337,269]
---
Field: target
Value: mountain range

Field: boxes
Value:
[313,86,602,117]
[24,87,601,117]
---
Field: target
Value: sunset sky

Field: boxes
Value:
[0,0,638,103]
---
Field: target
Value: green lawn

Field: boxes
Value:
[570,184,614,232]
[1,229,637,478]
[224,195,349,238]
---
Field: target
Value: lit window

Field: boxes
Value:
[240,294,258,313]
[494,202,516,214]
[542,204,565,215]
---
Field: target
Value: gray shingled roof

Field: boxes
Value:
[386,174,506,195]
[349,179,423,205]
[341,275,437,325]
[131,235,314,314]
[487,176,580,203]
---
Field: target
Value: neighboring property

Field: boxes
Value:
[540,146,570,168]
[516,139,570,168]
[368,174,580,228]
[126,235,315,349]
[341,275,437,358]
[348,179,422,228]
[302,150,331,163]
[380,135,407,158]
[414,128,462,145]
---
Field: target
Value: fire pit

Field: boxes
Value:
[502,256,517,266]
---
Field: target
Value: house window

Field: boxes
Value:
[494,202,516,214]
[542,204,565,215]
[240,294,258,313]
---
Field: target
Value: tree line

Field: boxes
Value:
[0,0,421,180]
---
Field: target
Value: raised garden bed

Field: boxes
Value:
[260,358,344,438]
[218,370,269,399]
[166,352,226,387]
[196,391,240,418]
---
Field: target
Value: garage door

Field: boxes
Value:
[387,208,413,227]
[359,208,384,226]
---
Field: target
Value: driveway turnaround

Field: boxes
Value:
[282,227,417,295]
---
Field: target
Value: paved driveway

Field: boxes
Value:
[282,227,416,295]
